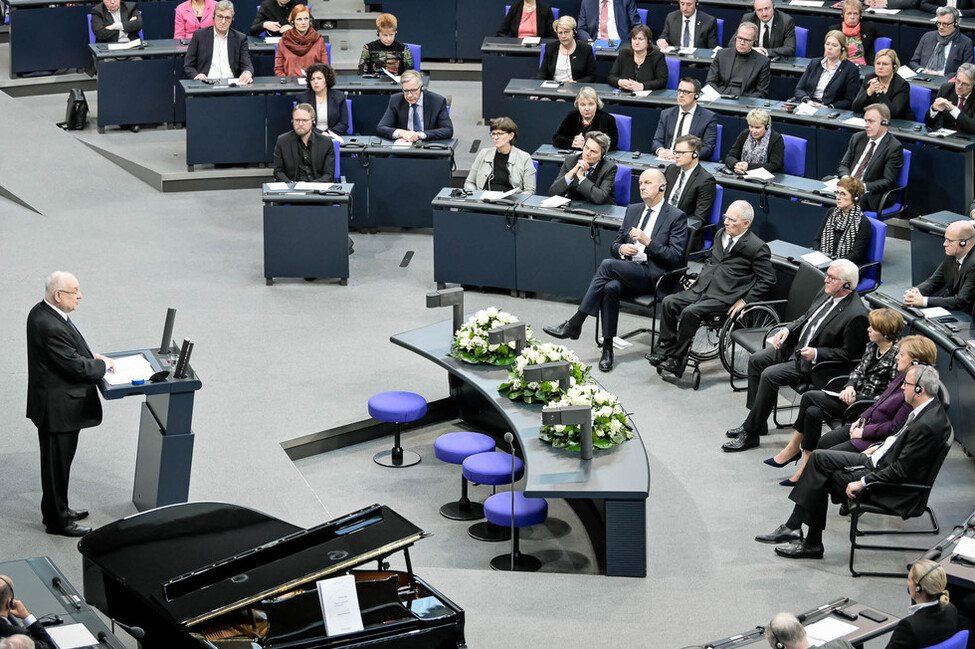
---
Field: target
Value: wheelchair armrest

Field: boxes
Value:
[654,265,689,294]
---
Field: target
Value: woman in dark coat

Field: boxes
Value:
[852,48,913,120]
[813,176,872,265]
[552,86,619,151]
[536,15,596,82]
[608,24,668,91]
[794,30,861,110]
[724,108,785,174]
[497,0,555,38]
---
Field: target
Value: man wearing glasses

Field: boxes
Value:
[723,259,868,452]
[910,6,973,77]
[272,103,335,183]
[706,22,770,98]
[26,272,115,537]
[652,77,718,161]
[663,134,716,232]
[904,220,975,312]
[376,69,453,143]
[926,62,975,133]
[184,0,254,84]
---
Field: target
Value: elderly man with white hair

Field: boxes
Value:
[724,259,869,452]
[764,613,853,649]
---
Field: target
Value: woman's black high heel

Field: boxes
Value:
[763,451,801,468]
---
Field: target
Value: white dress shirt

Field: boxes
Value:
[207,28,233,79]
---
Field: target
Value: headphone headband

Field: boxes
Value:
[914,561,941,592]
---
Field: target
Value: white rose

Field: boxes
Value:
[554,424,566,432]
[598,406,614,418]
[608,419,622,433]
[488,343,500,351]
[476,312,489,325]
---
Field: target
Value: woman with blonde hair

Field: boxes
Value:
[552,86,619,151]
[885,560,959,649]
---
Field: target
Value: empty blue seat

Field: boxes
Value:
[463,451,525,542]
[614,165,632,206]
[710,123,723,163]
[782,134,807,176]
[368,391,426,467]
[666,57,680,90]
[406,42,421,71]
[857,216,887,293]
[910,85,932,123]
[716,18,724,45]
[435,432,496,520]
[484,491,548,571]
[795,26,808,58]
[611,113,632,151]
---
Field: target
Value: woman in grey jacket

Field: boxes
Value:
[465,117,537,193]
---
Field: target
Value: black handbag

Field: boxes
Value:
[57,88,89,130]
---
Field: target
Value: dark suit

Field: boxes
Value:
[536,39,597,82]
[658,9,719,49]
[376,90,453,141]
[658,227,776,362]
[577,0,641,41]
[743,290,870,435]
[26,301,106,531]
[837,131,904,211]
[89,1,142,43]
[921,0,975,16]
[724,129,785,174]
[272,130,336,183]
[828,20,877,65]
[917,251,975,311]
[851,73,913,121]
[740,9,797,59]
[552,108,619,151]
[0,615,55,649]
[794,58,861,110]
[707,47,771,98]
[925,81,975,133]
[184,27,254,79]
[886,602,959,649]
[910,30,975,76]
[497,0,556,38]
[296,89,350,136]
[651,105,719,160]
[788,399,951,534]
[579,201,688,339]
[548,154,618,204]
[664,162,716,229]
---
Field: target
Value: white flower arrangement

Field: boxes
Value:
[451,307,530,366]
[498,342,591,404]
[539,384,634,450]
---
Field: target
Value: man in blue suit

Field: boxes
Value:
[543,168,688,372]
[377,70,454,142]
[184,0,254,83]
[652,77,718,161]
[910,6,974,77]
[577,0,642,42]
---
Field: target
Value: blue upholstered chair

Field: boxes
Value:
[406,42,421,71]
[781,134,807,176]
[611,113,632,151]
[856,216,886,293]
[325,41,331,64]
[463,451,525,541]
[484,491,548,571]
[716,18,724,45]
[367,391,426,467]
[910,85,932,123]
[874,36,892,56]
[345,98,353,135]
[434,432,496,520]
[637,7,648,25]
[864,149,911,221]
[666,56,680,90]
[795,26,808,58]
[921,630,969,649]
[614,165,632,206]
[710,124,723,163]
[696,184,724,257]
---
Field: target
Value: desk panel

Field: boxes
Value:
[516,218,598,298]
[96,56,176,127]
[433,207,518,289]
[185,94,266,166]
[910,211,968,285]
[367,152,453,228]
[10,3,90,75]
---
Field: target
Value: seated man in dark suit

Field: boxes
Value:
[765,613,855,649]
[652,77,718,161]
[756,364,951,559]
[724,259,870,452]
[656,0,719,50]
[543,169,688,372]
[926,62,975,133]
[910,6,974,77]
[836,103,903,212]
[0,576,54,649]
[664,134,716,232]
[648,199,776,378]
[707,22,771,98]
[741,0,796,58]
[904,220,975,311]
[576,0,641,42]
[272,103,335,183]
[548,131,618,204]
[89,0,142,43]
[184,0,254,84]
[376,70,453,143]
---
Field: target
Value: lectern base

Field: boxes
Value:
[373,449,421,468]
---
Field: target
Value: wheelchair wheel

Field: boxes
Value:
[688,316,722,362]
[718,305,780,379]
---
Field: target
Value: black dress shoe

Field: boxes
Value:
[755,524,803,544]
[722,432,759,452]
[779,478,798,487]
[45,523,91,537]
[774,540,824,559]
[598,348,614,372]
[838,503,850,516]
[543,320,581,340]
[725,425,745,438]
[657,356,684,378]
[65,508,89,521]
[644,352,666,366]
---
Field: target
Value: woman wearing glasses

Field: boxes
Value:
[465,117,536,193]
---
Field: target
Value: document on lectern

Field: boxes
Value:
[103,354,154,385]
[804,617,858,645]
[46,623,99,649]
[317,575,364,637]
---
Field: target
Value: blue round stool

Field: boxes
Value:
[463,451,524,542]
[368,391,426,468]
[434,432,496,520]
[484,491,548,572]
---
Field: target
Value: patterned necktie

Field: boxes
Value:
[599,0,609,39]
[672,112,688,149]
[670,171,685,207]
[724,234,735,255]
[411,105,421,132]
[683,18,691,47]
[853,141,876,179]
[960,95,966,112]
[798,299,832,348]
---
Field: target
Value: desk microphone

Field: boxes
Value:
[52,577,81,610]
[110,620,146,640]
[505,432,516,571]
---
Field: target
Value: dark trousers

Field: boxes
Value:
[794,389,846,440]
[818,426,859,453]
[743,346,805,434]
[579,258,657,341]
[38,428,79,529]
[788,448,869,533]
[657,290,728,361]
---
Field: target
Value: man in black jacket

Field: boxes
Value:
[89,0,142,43]
[664,134,716,231]
[272,103,335,183]
[548,131,618,205]
[657,0,719,50]
[926,62,975,133]
[724,259,869,452]
[756,365,952,559]
[707,22,771,98]
[836,103,903,211]
[904,220,975,311]
[740,0,796,58]
[26,272,113,537]
[184,0,254,83]
[0,576,54,649]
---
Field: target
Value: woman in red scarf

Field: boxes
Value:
[831,0,877,65]
[274,5,329,77]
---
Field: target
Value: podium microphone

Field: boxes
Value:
[505,432,516,571]
[51,576,81,610]
[110,620,146,640]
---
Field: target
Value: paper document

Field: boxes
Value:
[522,36,541,45]
[790,0,824,6]
[47,623,99,649]
[842,116,866,127]
[805,617,858,645]
[631,242,647,263]
[897,65,917,80]
[294,182,336,191]
[661,46,677,54]
[598,336,633,349]
[103,354,154,386]
[678,47,697,55]
[265,36,281,44]
[480,188,517,201]
[822,177,840,193]
[318,575,364,637]
[327,132,345,144]
[381,67,401,83]
[795,103,819,116]
[107,38,142,50]
[540,196,571,208]
[266,182,289,190]
[931,128,957,137]
[921,306,952,319]
[540,80,561,88]
[633,89,652,97]
[866,6,900,12]
[801,250,833,266]
[745,167,774,181]
[953,536,975,560]
[698,84,721,102]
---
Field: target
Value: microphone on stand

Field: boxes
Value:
[505,431,516,571]
[110,620,146,640]
[51,577,81,610]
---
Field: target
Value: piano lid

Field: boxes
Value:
[78,502,425,628]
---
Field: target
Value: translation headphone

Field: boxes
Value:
[880,119,889,126]
[960,236,970,247]
[842,280,852,290]
[913,364,927,394]
[691,150,699,159]
[0,575,13,608]
[914,561,941,592]
[660,184,666,191]
[769,627,785,649]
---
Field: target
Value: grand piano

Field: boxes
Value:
[78,502,467,649]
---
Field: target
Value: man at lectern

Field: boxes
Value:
[26,272,114,538]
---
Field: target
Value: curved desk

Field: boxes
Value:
[391,318,650,578]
